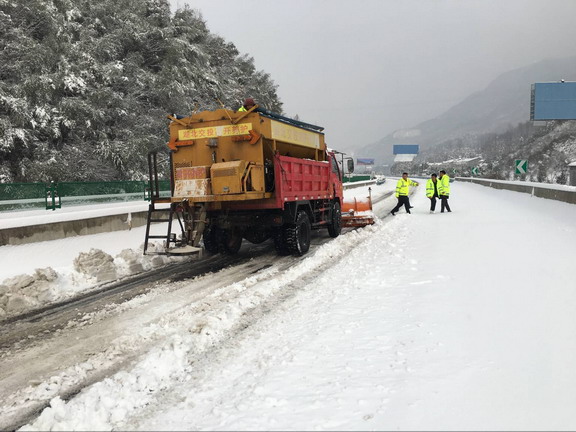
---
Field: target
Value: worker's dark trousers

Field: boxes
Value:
[440,195,451,212]
[429,196,437,211]
[392,196,411,214]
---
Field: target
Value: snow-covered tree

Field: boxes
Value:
[0,0,283,182]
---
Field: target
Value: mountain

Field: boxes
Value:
[357,55,576,168]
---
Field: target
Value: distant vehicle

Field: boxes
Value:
[375,175,386,185]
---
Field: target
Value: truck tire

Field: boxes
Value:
[217,229,242,255]
[327,201,342,238]
[273,227,290,256]
[202,225,219,254]
[285,210,311,256]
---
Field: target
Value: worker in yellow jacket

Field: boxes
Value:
[438,170,451,213]
[391,172,419,215]
[238,97,256,112]
[426,173,439,213]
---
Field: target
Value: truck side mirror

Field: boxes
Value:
[347,159,354,174]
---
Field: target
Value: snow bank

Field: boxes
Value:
[0,268,59,317]
[0,243,185,320]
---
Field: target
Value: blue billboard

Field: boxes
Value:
[393,144,419,155]
[531,82,576,120]
[357,158,375,165]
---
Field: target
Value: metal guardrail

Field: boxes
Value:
[456,177,576,205]
[343,179,377,190]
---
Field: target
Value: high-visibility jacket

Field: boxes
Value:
[426,179,438,198]
[238,106,248,112]
[395,178,419,197]
[438,174,451,196]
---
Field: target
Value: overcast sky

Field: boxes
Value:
[169,0,576,154]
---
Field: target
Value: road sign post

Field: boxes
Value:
[515,160,528,175]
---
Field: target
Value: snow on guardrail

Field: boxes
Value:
[456,177,576,204]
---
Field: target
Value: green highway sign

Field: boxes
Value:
[471,167,479,175]
[515,159,528,175]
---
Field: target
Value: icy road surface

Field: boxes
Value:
[5,180,576,430]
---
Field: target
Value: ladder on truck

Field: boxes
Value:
[143,152,202,256]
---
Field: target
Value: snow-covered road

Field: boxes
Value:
[0,184,390,430]
[3,180,576,430]
[133,184,576,431]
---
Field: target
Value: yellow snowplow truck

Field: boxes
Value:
[143,105,373,256]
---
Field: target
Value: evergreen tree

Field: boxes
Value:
[0,0,283,182]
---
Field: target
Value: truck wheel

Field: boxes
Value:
[202,225,219,254]
[327,201,342,238]
[217,229,242,255]
[285,211,311,256]
[273,227,290,256]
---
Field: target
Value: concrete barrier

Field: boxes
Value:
[456,178,576,205]
[0,211,149,246]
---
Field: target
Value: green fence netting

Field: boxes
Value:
[58,181,149,197]
[0,182,46,201]
[343,175,372,183]
[0,180,171,212]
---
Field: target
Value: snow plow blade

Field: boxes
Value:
[341,196,375,227]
